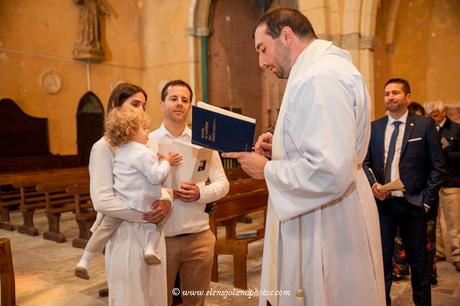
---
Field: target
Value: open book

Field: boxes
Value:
[377,178,405,193]
[191,101,256,152]
[158,140,212,190]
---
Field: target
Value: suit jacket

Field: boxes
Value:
[363,112,445,208]
[439,117,460,187]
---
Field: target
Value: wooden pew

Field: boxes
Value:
[210,176,268,289]
[5,167,88,236]
[0,186,20,231]
[0,238,16,306]
[0,184,31,232]
[222,166,250,181]
[0,170,47,231]
[0,167,88,187]
[0,154,83,173]
[34,175,89,243]
[0,167,88,233]
[66,184,96,248]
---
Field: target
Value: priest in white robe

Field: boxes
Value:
[223,8,385,306]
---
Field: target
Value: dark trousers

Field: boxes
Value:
[378,197,432,306]
[393,211,438,280]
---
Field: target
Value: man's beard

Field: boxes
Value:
[275,68,289,79]
[273,45,290,79]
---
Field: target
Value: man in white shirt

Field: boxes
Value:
[149,80,229,306]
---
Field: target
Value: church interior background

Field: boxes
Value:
[0,0,459,305]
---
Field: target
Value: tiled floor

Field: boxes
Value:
[1,210,459,305]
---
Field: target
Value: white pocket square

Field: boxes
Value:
[408,137,422,142]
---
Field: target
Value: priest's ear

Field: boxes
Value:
[280,26,295,47]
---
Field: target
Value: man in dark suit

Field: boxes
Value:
[363,78,445,306]
[425,100,460,273]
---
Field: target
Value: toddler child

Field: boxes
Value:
[75,108,181,279]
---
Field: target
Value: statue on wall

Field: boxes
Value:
[73,0,110,62]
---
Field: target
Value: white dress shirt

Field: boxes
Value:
[384,111,408,197]
[437,117,446,131]
[149,124,229,237]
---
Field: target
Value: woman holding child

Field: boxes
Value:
[87,83,172,306]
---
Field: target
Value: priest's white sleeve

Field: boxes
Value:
[264,74,359,222]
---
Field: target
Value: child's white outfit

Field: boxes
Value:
[75,141,170,279]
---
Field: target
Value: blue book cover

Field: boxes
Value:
[191,102,256,152]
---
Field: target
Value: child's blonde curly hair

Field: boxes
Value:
[104,108,151,147]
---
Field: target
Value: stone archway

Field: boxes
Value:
[189,0,380,119]
[207,0,264,136]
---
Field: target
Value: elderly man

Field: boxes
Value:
[425,100,460,273]
[224,8,385,306]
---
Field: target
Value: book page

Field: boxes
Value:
[197,101,256,123]
[440,137,449,149]
[377,179,405,193]
[158,140,212,189]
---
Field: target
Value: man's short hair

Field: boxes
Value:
[160,80,193,102]
[253,7,317,40]
[424,100,444,113]
[385,78,411,95]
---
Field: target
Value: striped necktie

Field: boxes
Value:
[384,121,401,184]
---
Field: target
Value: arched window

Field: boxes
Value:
[76,92,104,163]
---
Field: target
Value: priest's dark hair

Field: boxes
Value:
[253,7,317,40]
[160,79,193,102]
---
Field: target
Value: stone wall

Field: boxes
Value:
[0,0,143,154]
[374,0,460,118]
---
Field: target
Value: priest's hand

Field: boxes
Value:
[222,152,267,180]
[254,132,273,158]
[372,184,390,201]
[173,182,200,202]
[143,199,171,224]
